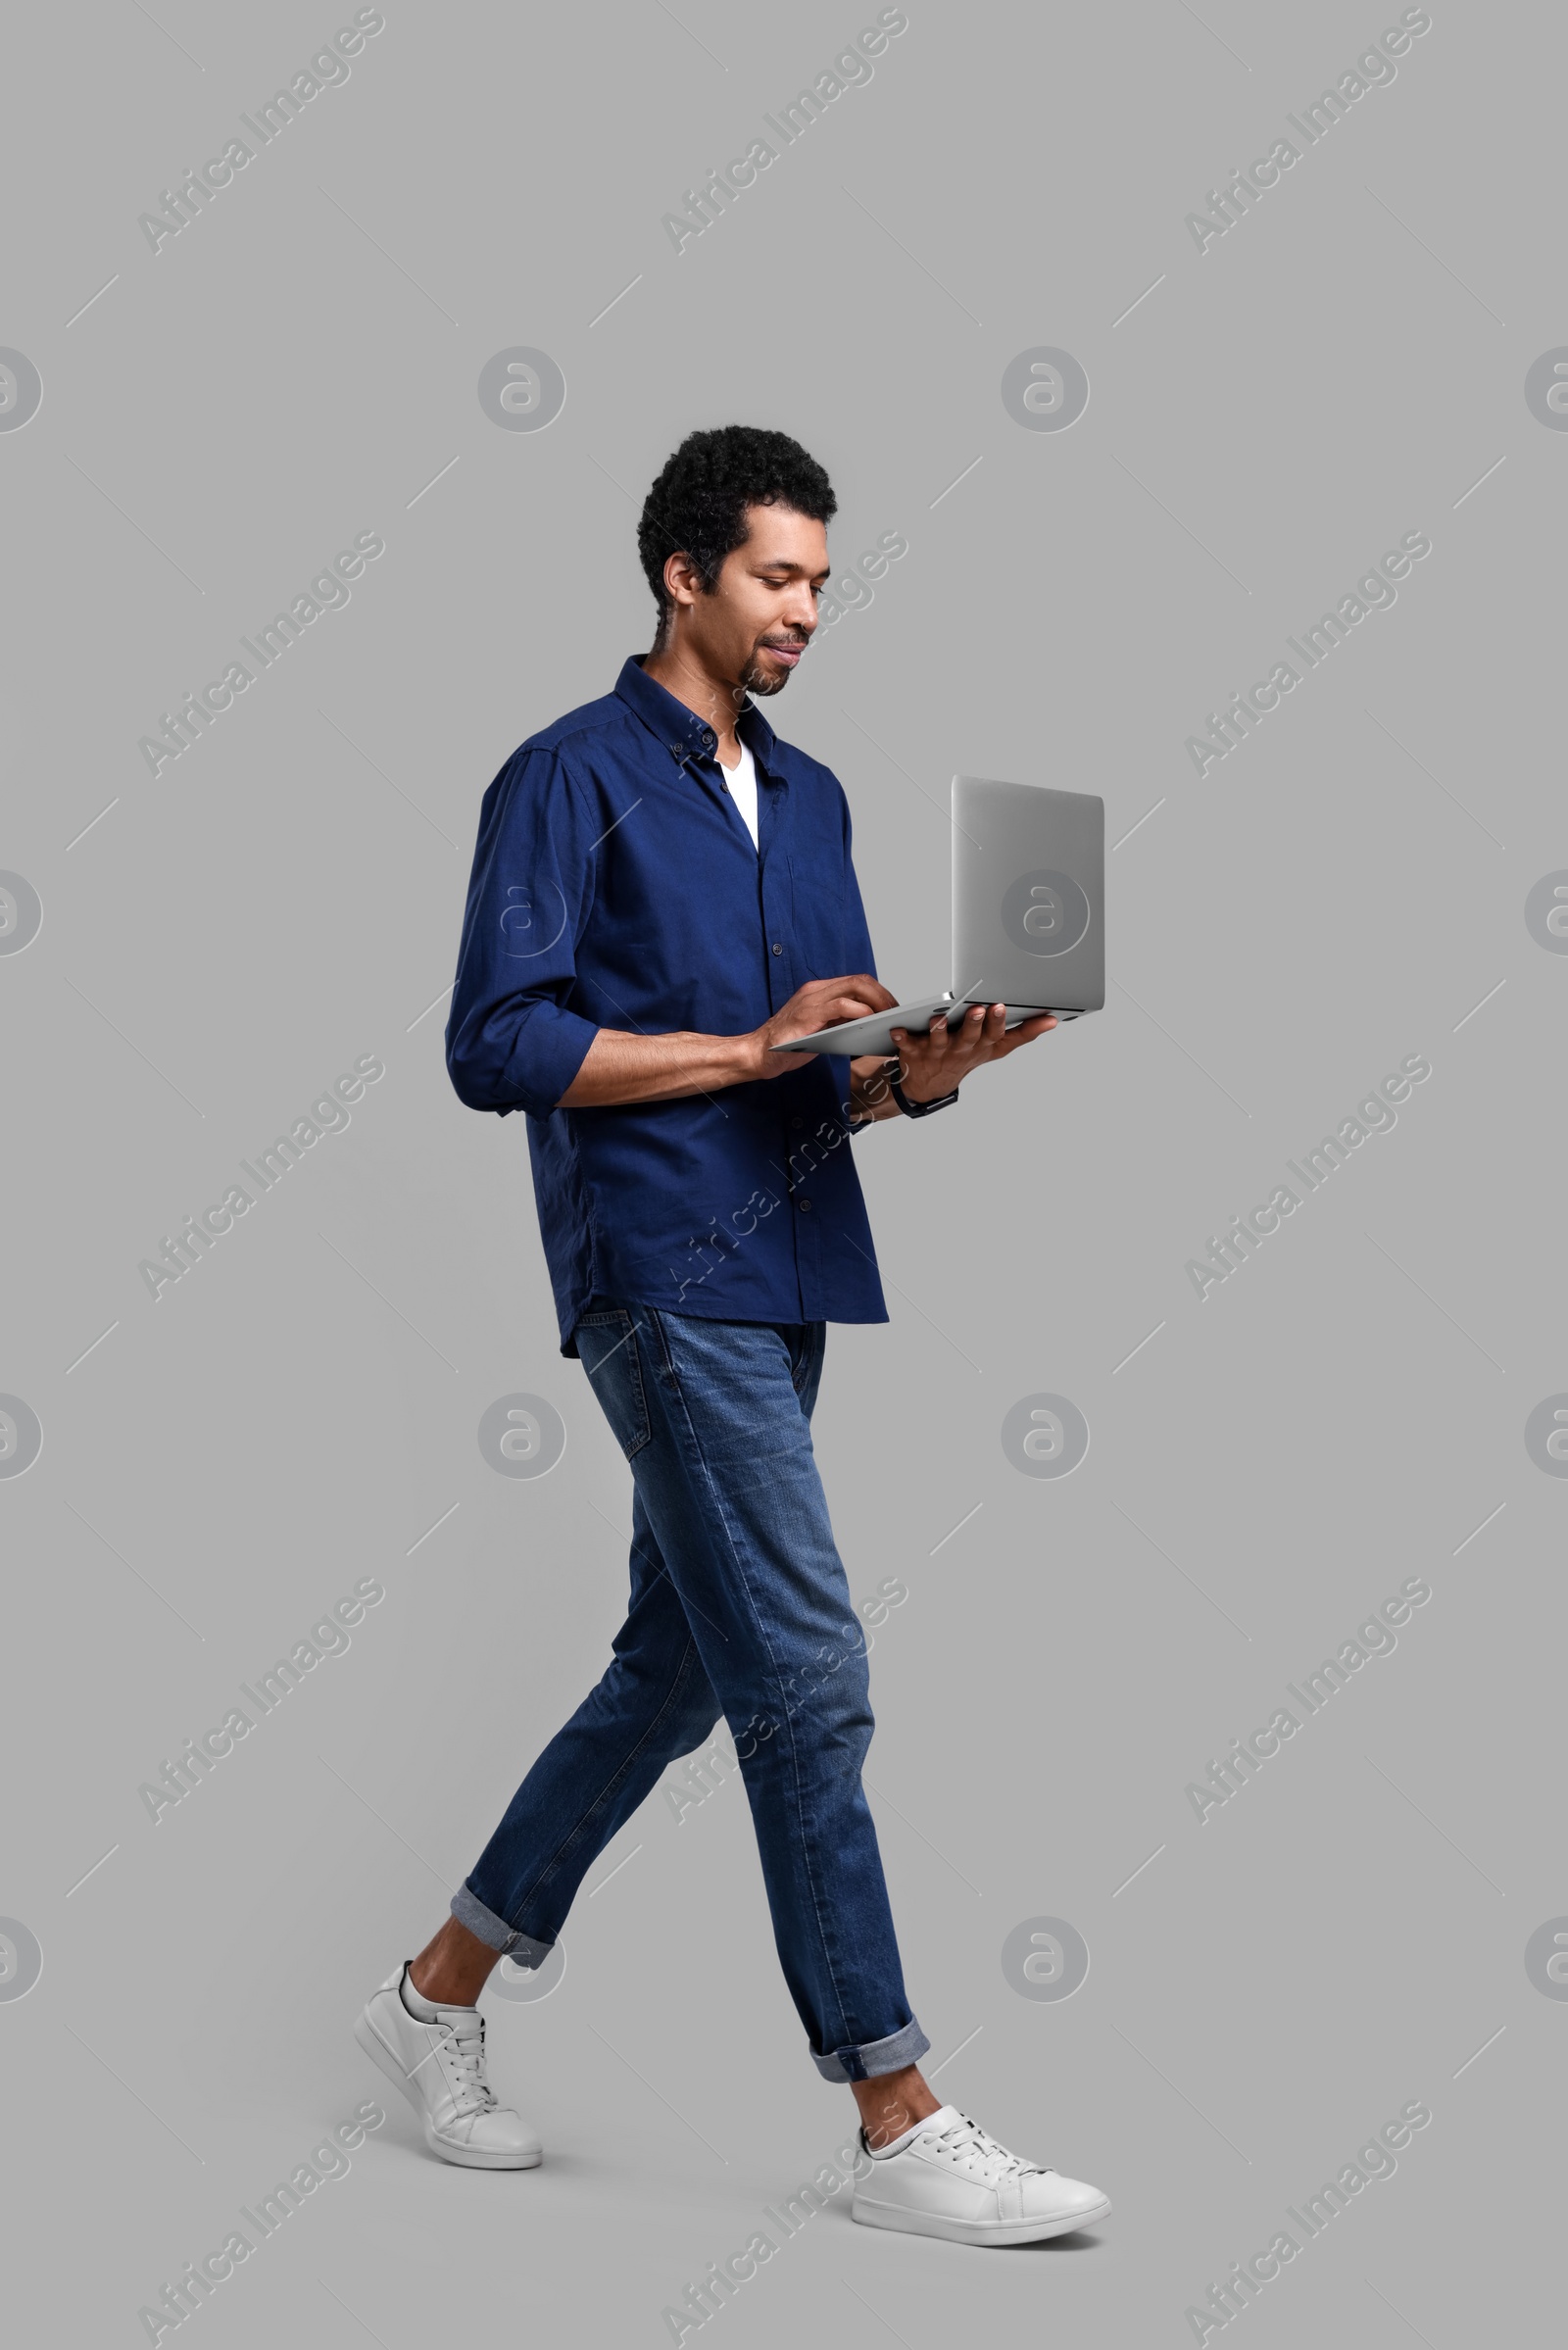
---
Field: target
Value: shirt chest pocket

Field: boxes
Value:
[773,854,849,980]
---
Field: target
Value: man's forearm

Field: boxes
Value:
[557,977,909,1110]
[559,1027,760,1108]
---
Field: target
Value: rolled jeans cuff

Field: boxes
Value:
[451,1880,555,1969]
[812,2016,930,2084]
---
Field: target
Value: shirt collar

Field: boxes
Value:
[613,655,782,778]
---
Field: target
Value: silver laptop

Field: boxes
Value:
[771,775,1104,1058]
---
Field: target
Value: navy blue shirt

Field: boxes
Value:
[446,657,890,1353]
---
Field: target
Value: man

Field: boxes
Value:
[354,424,1110,2246]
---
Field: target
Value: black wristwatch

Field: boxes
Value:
[888,1071,959,1118]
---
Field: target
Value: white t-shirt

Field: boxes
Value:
[716,736,760,851]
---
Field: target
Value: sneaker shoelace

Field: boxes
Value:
[440,2013,498,2119]
[926,2114,1053,2182]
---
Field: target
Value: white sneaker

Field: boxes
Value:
[353,1963,542,2169]
[852,2104,1108,2245]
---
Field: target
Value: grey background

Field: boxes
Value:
[3,2,1562,2342]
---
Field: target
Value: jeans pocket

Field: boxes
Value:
[574,1307,652,1461]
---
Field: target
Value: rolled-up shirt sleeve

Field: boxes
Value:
[446,747,602,1116]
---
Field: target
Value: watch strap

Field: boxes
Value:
[888,1075,959,1118]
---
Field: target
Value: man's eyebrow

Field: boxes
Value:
[754,557,833,580]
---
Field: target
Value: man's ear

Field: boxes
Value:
[662,549,701,612]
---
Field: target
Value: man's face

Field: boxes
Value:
[678,504,830,700]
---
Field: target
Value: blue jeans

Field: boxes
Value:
[452,1298,927,2083]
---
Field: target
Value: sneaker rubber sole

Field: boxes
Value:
[851,2190,1110,2245]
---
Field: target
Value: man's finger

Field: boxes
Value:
[810,982,896,1028]
[825,974,896,1012]
[993,1014,1058,1053]
[811,991,884,1027]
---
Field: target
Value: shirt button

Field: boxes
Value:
[798,1198,812,1213]
[771,942,783,955]
[789,1116,803,1130]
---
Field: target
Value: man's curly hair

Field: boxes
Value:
[637,425,837,642]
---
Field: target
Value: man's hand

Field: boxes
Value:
[878,1002,1057,1106]
[754,974,898,1075]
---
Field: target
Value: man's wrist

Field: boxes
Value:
[727,1030,769,1086]
[889,1068,959,1117]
